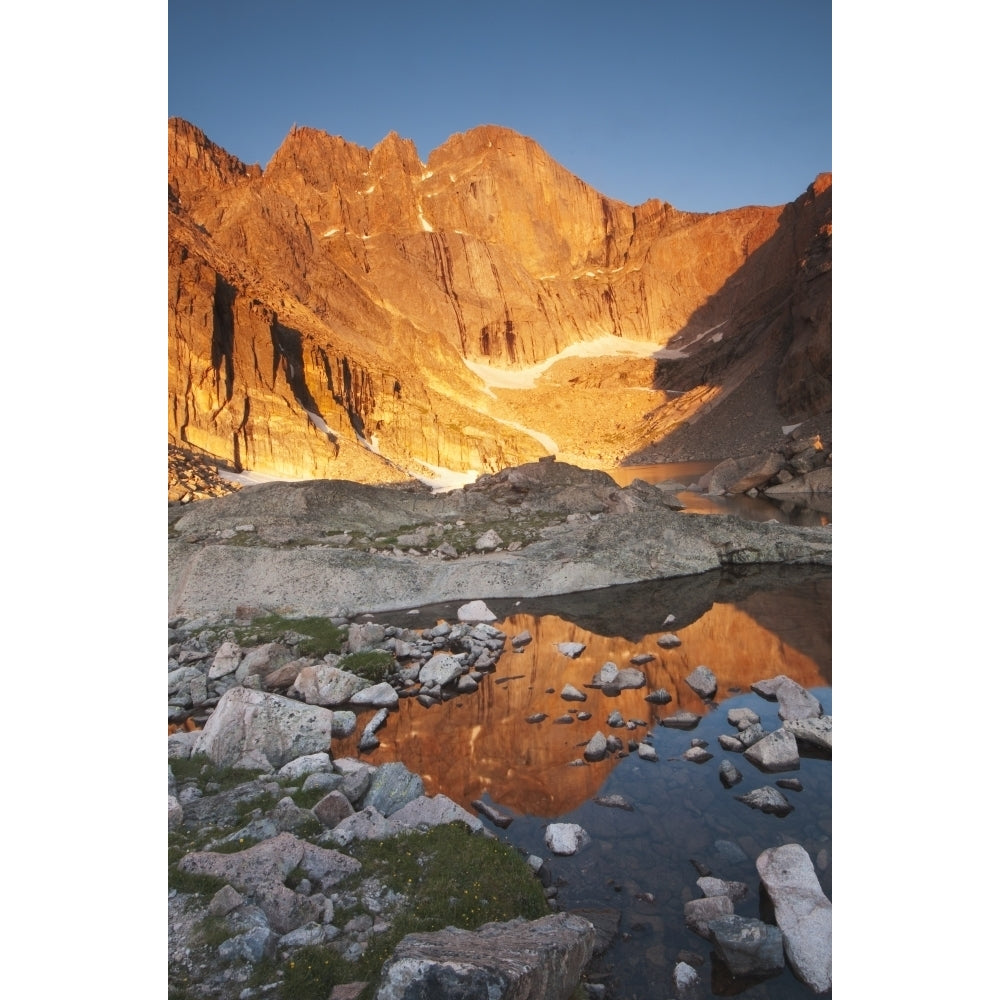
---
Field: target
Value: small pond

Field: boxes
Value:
[337,563,832,998]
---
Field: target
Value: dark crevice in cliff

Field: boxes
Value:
[270,320,329,437]
[429,233,467,354]
[211,274,237,401]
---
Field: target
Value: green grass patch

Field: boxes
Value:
[169,755,265,790]
[228,615,347,657]
[337,650,395,683]
[287,785,333,810]
[196,914,232,949]
[278,945,358,999]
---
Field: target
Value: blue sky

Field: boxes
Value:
[168,0,831,213]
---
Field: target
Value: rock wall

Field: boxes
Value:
[168,119,832,483]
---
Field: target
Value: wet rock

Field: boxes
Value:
[525,713,547,724]
[545,823,591,856]
[457,599,497,621]
[630,653,656,665]
[511,630,532,647]
[673,960,702,1000]
[644,688,672,705]
[684,895,734,938]
[736,786,794,817]
[685,665,718,699]
[718,734,743,752]
[584,732,608,762]
[350,682,399,708]
[358,708,389,752]
[657,633,681,648]
[727,707,760,729]
[783,715,832,753]
[558,642,586,658]
[777,778,804,792]
[472,799,514,829]
[696,876,749,903]
[659,712,701,730]
[591,662,619,685]
[756,843,832,993]
[751,674,822,721]
[744,728,800,773]
[418,653,465,687]
[612,667,647,690]
[636,742,659,762]
[718,760,743,788]
[561,684,587,702]
[683,746,713,764]
[736,722,767,749]
[706,914,785,977]
[594,794,633,811]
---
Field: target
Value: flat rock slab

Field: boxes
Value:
[756,843,832,993]
[374,913,596,1000]
[169,473,832,619]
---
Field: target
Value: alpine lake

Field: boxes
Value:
[331,465,832,999]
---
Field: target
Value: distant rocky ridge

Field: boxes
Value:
[168,118,831,489]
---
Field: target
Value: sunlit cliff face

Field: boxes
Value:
[331,590,830,818]
[169,119,831,485]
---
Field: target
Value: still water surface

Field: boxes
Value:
[606,462,831,528]
[339,564,832,999]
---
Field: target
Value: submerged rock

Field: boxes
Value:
[706,914,785,977]
[736,786,794,817]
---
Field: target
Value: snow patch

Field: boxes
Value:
[463,335,682,390]
[409,460,479,493]
[418,208,433,232]
[306,411,337,437]
[321,227,340,237]
[493,417,557,454]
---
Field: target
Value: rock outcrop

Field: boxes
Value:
[374,912,596,1000]
[168,118,831,487]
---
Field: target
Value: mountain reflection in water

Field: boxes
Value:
[341,565,831,1000]
[339,566,831,819]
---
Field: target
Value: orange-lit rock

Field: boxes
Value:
[168,120,832,485]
